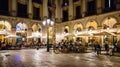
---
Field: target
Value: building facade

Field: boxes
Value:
[0,0,120,45]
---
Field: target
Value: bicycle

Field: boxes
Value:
[53,46,61,54]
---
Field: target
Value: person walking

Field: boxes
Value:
[95,41,101,56]
[104,43,109,55]
[109,43,114,56]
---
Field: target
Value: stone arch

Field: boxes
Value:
[102,17,117,29]
[86,20,98,30]
[32,23,42,32]
[15,22,28,42]
[73,23,83,33]
[0,20,12,31]
[16,22,28,31]
[64,26,69,33]
[113,23,120,28]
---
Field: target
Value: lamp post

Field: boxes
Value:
[42,19,54,52]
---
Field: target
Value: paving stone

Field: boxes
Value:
[0,49,120,67]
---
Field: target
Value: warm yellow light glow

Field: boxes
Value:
[86,21,97,30]
[47,19,50,24]
[48,27,53,36]
[0,21,11,31]
[32,24,41,32]
[74,23,83,30]
[103,17,117,28]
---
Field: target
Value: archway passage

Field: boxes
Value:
[86,20,99,46]
[32,24,41,32]
[102,17,117,29]
[64,26,69,34]
[0,20,11,42]
[16,22,28,31]
[0,20,11,31]
[0,24,7,29]
[16,22,28,43]
[73,23,83,42]
[74,23,83,33]
[63,26,70,42]
[31,24,42,43]
[86,21,98,30]
[102,17,117,44]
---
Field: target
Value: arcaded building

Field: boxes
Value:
[0,0,120,45]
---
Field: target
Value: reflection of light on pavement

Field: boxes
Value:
[75,56,80,60]
[34,50,42,60]
[33,50,42,67]
[102,56,114,66]
[14,54,21,62]
[19,50,26,62]
[1,53,9,67]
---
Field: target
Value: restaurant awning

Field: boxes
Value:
[5,34,21,38]
[77,33,93,36]
[93,31,116,36]
[0,30,10,35]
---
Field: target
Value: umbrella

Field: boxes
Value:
[0,30,10,35]
[27,35,41,38]
[77,33,93,36]
[5,34,21,38]
[93,31,116,36]
[76,31,93,36]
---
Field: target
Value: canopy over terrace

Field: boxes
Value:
[93,31,116,36]
[93,28,116,36]
[75,31,93,36]
[27,32,42,38]
[72,28,117,36]
[5,34,21,38]
[0,30,10,35]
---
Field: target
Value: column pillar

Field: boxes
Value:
[81,0,87,17]
[27,28,33,43]
[97,26,103,30]
[116,0,120,10]
[55,0,61,22]
[69,0,73,20]
[117,25,120,40]
[96,0,102,14]
[11,0,17,16]
[97,26,103,45]
[43,0,48,18]
[28,0,33,19]
[73,4,76,19]
[101,0,105,11]
[40,5,43,20]
[60,0,63,22]
[11,27,16,46]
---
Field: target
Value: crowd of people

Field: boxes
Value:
[93,41,115,56]
[0,40,120,56]
[54,40,120,56]
[0,41,46,50]
[0,41,12,50]
[54,40,86,53]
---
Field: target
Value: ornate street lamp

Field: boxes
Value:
[42,19,54,52]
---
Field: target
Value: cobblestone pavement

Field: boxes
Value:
[0,49,120,67]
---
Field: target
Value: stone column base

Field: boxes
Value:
[28,13,33,19]
[97,8,102,14]
[69,15,73,21]
[81,12,86,17]
[11,10,17,16]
